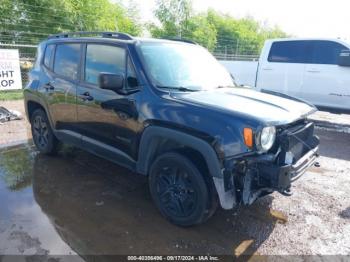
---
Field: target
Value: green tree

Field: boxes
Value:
[149,0,216,51]
[0,0,142,45]
[182,14,217,51]
[207,9,288,56]
[150,0,192,38]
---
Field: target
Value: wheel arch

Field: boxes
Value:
[27,100,46,121]
[25,97,55,130]
[136,126,237,210]
[136,126,222,178]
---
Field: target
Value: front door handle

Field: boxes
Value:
[307,69,320,73]
[79,92,94,101]
[44,82,54,90]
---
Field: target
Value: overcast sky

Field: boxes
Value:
[131,0,349,40]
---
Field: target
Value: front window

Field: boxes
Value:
[85,44,125,85]
[138,42,235,91]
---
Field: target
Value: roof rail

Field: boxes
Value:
[48,31,133,41]
[164,37,197,45]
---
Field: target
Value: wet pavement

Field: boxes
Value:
[0,129,349,260]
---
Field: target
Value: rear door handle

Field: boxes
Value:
[262,67,273,71]
[79,92,94,101]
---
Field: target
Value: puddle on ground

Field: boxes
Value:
[0,143,78,257]
[0,143,282,257]
[0,143,37,225]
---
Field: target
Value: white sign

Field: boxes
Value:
[0,49,22,90]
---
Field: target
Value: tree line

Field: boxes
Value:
[0,0,288,56]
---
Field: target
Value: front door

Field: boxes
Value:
[76,43,141,159]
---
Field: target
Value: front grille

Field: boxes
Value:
[276,122,317,165]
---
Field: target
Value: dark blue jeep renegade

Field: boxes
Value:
[24,32,319,226]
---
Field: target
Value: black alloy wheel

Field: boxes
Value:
[31,109,60,155]
[149,152,216,226]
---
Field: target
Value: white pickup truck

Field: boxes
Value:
[221,38,350,111]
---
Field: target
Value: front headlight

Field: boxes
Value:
[258,126,276,152]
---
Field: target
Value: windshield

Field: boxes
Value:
[138,42,235,91]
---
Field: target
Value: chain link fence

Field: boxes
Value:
[213,53,259,61]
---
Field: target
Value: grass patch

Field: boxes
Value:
[0,90,24,101]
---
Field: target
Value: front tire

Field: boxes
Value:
[149,152,216,226]
[31,109,60,155]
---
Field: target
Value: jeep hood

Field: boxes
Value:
[170,87,317,125]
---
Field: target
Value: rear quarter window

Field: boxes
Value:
[43,44,55,69]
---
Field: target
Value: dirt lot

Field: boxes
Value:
[0,100,349,260]
[0,100,31,147]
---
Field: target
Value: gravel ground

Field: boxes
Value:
[0,100,349,259]
[259,130,350,255]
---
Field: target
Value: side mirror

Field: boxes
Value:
[338,50,350,67]
[99,73,124,92]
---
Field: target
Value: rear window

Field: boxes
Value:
[268,41,311,63]
[53,44,80,80]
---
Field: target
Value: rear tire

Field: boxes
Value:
[31,109,60,155]
[149,152,217,226]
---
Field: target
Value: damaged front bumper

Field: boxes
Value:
[240,144,319,205]
[216,122,320,209]
[262,145,319,191]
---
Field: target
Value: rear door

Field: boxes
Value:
[257,40,311,98]
[40,43,80,131]
[302,40,350,109]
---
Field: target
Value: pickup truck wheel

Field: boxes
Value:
[149,152,211,226]
[31,109,60,155]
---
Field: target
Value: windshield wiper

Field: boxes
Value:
[157,85,199,92]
